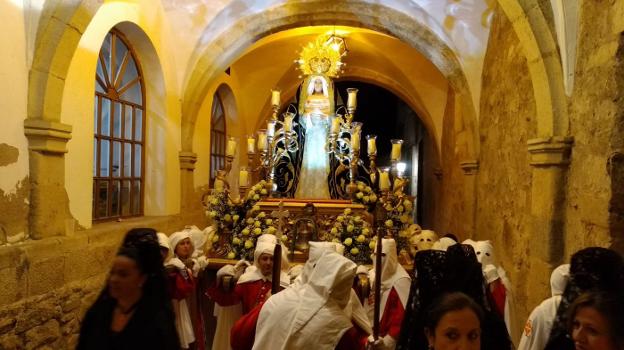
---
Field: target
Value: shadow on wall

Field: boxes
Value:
[608,33,624,253]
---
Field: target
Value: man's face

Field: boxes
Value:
[258,253,274,276]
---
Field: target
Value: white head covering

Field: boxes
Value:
[469,240,495,265]
[372,239,411,316]
[169,230,192,257]
[184,225,206,256]
[238,238,290,287]
[415,230,438,251]
[550,264,570,296]
[157,232,170,251]
[432,237,457,251]
[306,76,329,97]
[253,251,356,350]
[293,241,340,288]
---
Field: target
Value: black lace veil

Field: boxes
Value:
[545,247,624,350]
[396,244,512,350]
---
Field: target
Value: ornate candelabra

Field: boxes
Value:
[260,109,300,196]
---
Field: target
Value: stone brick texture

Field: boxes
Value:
[477,5,537,336]
[564,0,624,255]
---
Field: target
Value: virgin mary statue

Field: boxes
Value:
[294,75,334,199]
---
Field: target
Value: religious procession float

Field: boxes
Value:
[202,34,421,268]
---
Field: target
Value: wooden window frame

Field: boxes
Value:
[93,29,146,222]
[210,93,227,185]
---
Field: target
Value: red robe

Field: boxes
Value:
[206,279,272,315]
[379,287,406,339]
[166,266,206,350]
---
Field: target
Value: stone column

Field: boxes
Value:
[179,151,198,210]
[526,136,573,297]
[460,160,479,237]
[24,119,72,239]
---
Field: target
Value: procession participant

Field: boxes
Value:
[167,230,207,350]
[518,264,570,350]
[157,232,171,263]
[78,228,179,350]
[252,251,370,350]
[365,238,411,350]
[464,239,517,341]
[545,247,624,350]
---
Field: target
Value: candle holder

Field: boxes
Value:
[366,135,378,184]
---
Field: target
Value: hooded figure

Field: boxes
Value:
[366,239,411,349]
[292,241,371,333]
[253,251,367,350]
[464,239,517,342]
[518,264,570,350]
[431,237,457,251]
[413,230,438,252]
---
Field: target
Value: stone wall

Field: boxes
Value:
[0,212,207,349]
[434,89,473,240]
[564,0,624,255]
[477,5,538,336]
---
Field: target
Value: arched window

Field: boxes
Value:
[93,30,145,220]
[210,93,226,184]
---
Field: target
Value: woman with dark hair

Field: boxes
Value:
[396,244,512,350]
[424,292,484,350]
[545,247,624,350]
[567,291,624,350]
[77,228,179,350]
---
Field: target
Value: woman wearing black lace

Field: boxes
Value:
[396,244,512,350]
[545,247,624,350]
[77,228,179,350]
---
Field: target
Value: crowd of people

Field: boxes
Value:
[77,226,624,350]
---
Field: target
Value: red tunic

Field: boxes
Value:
[167,267,196,300]
[489,280,507,319]
[379,287,406,339]
[166,266,205,350]
[206,279,272,315]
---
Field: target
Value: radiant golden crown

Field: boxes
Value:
[297,35,345,77]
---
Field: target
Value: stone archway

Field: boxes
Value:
[181,0,481,163]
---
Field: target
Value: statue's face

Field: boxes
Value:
[314,79,323,93]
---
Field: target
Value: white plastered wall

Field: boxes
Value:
[0,1,29,195]
[62,1,181,228]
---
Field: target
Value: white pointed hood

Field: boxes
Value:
[370,238,411,316]
[253,251,356,350]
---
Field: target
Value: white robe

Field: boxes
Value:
[253,251,357,350]
[517,295,562,350]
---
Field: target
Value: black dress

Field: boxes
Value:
[77,296,179,350]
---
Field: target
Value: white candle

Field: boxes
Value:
[267,121,276,137]
[347,88,358,109]
[331,117,341,134]
[391,142,402,161]
[226,138,237,157]
[239,169,249,187]
[257,132,268,151]
[283,114,294,132]
[367,137,376,155]
[351,133,360,151]
[379,171,390,191]
[247,137,255,154]
[271,90,280,106]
